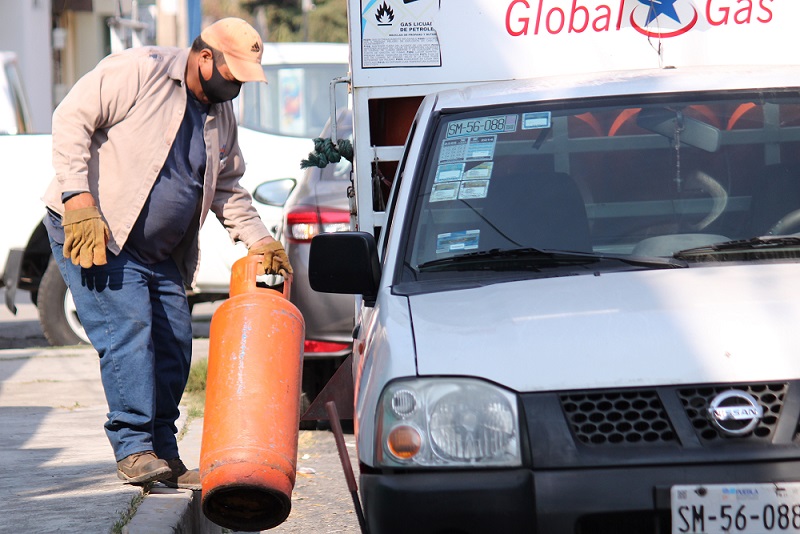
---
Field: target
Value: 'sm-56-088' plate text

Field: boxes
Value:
[672,483,800,533]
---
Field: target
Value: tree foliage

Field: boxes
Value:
[203,0,347,43]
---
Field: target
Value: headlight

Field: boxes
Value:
[377,378,521,468]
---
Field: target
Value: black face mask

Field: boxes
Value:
[198,58,242,104]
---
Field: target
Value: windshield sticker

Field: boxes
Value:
[439,138,469,163]
[430,162,493,202]
[522,112,552,130]
[446,115,518,138]
[438,136,496,164]
[434,162,465,183]
[458,179,490,200]
[464,161,493,179]
[465,136,496,161]
[429,161,494,202]
[430,182,460,202]
[436,230,480,254]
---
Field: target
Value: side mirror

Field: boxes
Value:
[309,232,380,305]
[253,178,297,207]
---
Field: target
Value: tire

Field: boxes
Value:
[38,257,90,346]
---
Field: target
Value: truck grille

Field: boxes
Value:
[559,382,787,447]
[561,390,676,445]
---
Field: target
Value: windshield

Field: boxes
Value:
[238,63,348,138]
[404,91,800,279]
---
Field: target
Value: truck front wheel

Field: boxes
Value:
[38,257,89,346]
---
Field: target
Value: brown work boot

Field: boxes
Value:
[161,458,201,490]
[117,451,172,485]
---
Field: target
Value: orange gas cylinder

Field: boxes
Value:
[200,254,305,531]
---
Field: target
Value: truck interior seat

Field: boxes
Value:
[481,171,593,253]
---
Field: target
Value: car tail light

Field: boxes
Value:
[304,339,351,354]
[285,206,350,243]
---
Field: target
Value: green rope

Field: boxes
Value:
[300,137,354,169]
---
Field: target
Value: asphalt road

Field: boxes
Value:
[0,289,362,533]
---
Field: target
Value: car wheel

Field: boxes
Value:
[38,257,90,346]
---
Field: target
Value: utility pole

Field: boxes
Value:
[301,0,313,41]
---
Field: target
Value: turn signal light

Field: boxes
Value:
[387,425,422,460]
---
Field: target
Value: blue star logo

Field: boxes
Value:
[639,0,681,25]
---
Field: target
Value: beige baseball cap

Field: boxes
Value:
[200,18,267,83]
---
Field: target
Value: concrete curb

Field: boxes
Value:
[122,339,222,534]
[123,486,222,534]
[125,372,221,533]
[122,415,220,534]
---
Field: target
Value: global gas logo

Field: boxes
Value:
[505,0,776,38]
[630,0,698,38]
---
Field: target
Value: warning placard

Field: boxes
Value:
[361,0,442,68]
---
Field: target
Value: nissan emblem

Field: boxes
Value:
[707,390,763,436]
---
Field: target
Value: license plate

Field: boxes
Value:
[672,483,800,533]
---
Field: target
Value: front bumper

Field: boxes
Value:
[361,470,535,534]
[361,461,800,534]
[361,380,800,533]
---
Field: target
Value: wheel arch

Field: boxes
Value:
[18,220,53,300]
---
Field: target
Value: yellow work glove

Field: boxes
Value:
[62,206,109,268]
[248,241,293,277]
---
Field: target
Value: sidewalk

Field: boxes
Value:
[0,338,217,533]
[0,294,361,534]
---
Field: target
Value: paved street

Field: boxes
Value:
[0,291,360,533]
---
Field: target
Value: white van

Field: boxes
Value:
[307,1,800,532]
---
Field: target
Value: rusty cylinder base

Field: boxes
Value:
[203,484,291,532]
[200,256,305,532]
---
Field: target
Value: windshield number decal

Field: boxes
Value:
[446,115,518,138]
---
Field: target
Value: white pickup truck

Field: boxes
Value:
[308,1,800,532]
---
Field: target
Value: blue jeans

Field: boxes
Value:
[49,239,193,462]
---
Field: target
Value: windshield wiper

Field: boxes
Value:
[417,247,686,272]
[674,236,800,260]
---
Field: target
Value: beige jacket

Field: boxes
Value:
[42,46,269,286]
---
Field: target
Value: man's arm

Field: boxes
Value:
[51,51,143,198]
[64,192,96,210]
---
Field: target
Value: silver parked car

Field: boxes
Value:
[270,110,354,404]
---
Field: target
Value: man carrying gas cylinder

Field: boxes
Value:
[41,18,292,489]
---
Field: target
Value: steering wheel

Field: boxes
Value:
[768,208,800,235]
[689,170,728,231]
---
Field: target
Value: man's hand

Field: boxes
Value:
[63,204,109,268]
[248,238,293,277]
